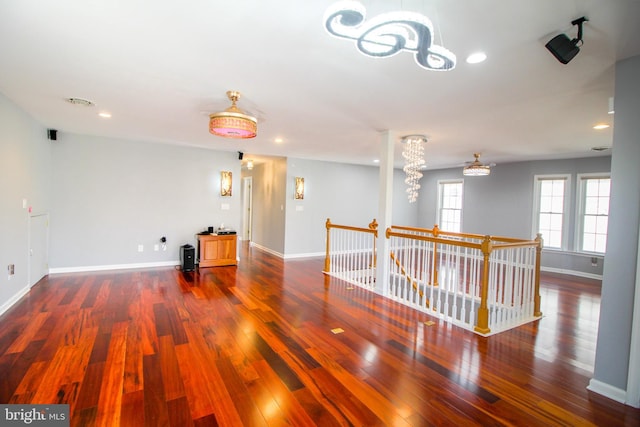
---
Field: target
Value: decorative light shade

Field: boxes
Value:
[324,1,456,71]
[401,135,427,203]
[463,153,491,176]
[209,91,257,139]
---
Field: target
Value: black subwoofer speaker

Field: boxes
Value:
[180,244,195,272]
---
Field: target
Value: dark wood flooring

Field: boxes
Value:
[1,242,639,426]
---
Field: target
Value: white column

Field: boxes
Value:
[375,130,395,295]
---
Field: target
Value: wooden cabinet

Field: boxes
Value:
[198,234,237,267]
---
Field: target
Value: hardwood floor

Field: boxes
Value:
[1,242,639,426]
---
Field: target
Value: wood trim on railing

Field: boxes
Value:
[386,228,483,250]
[324,218,378,273]
[534,233,543,317]
[475,236,493,335]
[390,224,529,244]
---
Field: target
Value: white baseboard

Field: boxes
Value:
[248,242,323,260]
[587,378,627,404]
[541,266,602,280]
[283,251,324,260]
[49,260,180,274]
[249,242,285,259]
[0,284,30,316]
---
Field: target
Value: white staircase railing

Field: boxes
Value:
[323,218,377,290]
[323,219,543,336]
[386,225,542,335]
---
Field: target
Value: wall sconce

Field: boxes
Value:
[221,171,232,196]
[295,177,304,200]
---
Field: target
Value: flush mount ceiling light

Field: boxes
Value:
[463,153,494,176]
[209,91,257,139]
[466,52,487,64]
[545,16,588,64]
[324,1,456,71]
[401,135,427,203]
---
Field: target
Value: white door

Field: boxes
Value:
[29,213,49,286]
[242,177,253,241]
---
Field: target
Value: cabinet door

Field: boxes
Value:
[218,237,236,261]
[203,239,219,261]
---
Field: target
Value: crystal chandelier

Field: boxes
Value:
[401,135,427,203]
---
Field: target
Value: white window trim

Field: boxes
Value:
[532,174,571,251]
[437,179,464,232]
[575,172,611,255]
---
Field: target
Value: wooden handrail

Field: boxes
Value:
[386,228,484,251]
[325,218,377,273]
[327,221,378,235]
[391,224,531,244]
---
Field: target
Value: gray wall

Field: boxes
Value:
[50,134,241,269]
[283,158,417,256]
[247,158,288,255]
[0,92,51,310]
[593,55,640,394]
[417,156,611,276]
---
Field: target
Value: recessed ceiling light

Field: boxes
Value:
[466,52,487,64]
[98,112,112,118]
[373,159,380,163]
[66,97,94,107]
[593,124,610,130]
[274,137,283,143]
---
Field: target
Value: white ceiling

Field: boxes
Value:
[1,0,639,169]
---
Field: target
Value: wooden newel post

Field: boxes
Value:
[324,218,331,273]
[369,219,378,268]
[534,233,543,317]
[475,235,492,335]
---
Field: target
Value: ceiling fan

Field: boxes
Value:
[199,92,266,125]
[463,153,495,176]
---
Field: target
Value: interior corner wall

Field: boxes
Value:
[49,133,241,269]
[592,54,640,396]
[0,92,52,311]
[249,157,287,256]
[283,158,418,257]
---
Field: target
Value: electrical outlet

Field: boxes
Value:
[138,244,144,252]
[154,244,159,251]
[8,264,15,275]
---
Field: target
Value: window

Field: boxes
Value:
[578,174,610,254]
[438,180,463,232]
[534,175,569,249]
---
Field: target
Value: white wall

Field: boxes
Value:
[50,133,241,269]
[0,93,51,313]
[247,157,288,256]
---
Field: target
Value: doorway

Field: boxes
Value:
[242,177,253,242]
